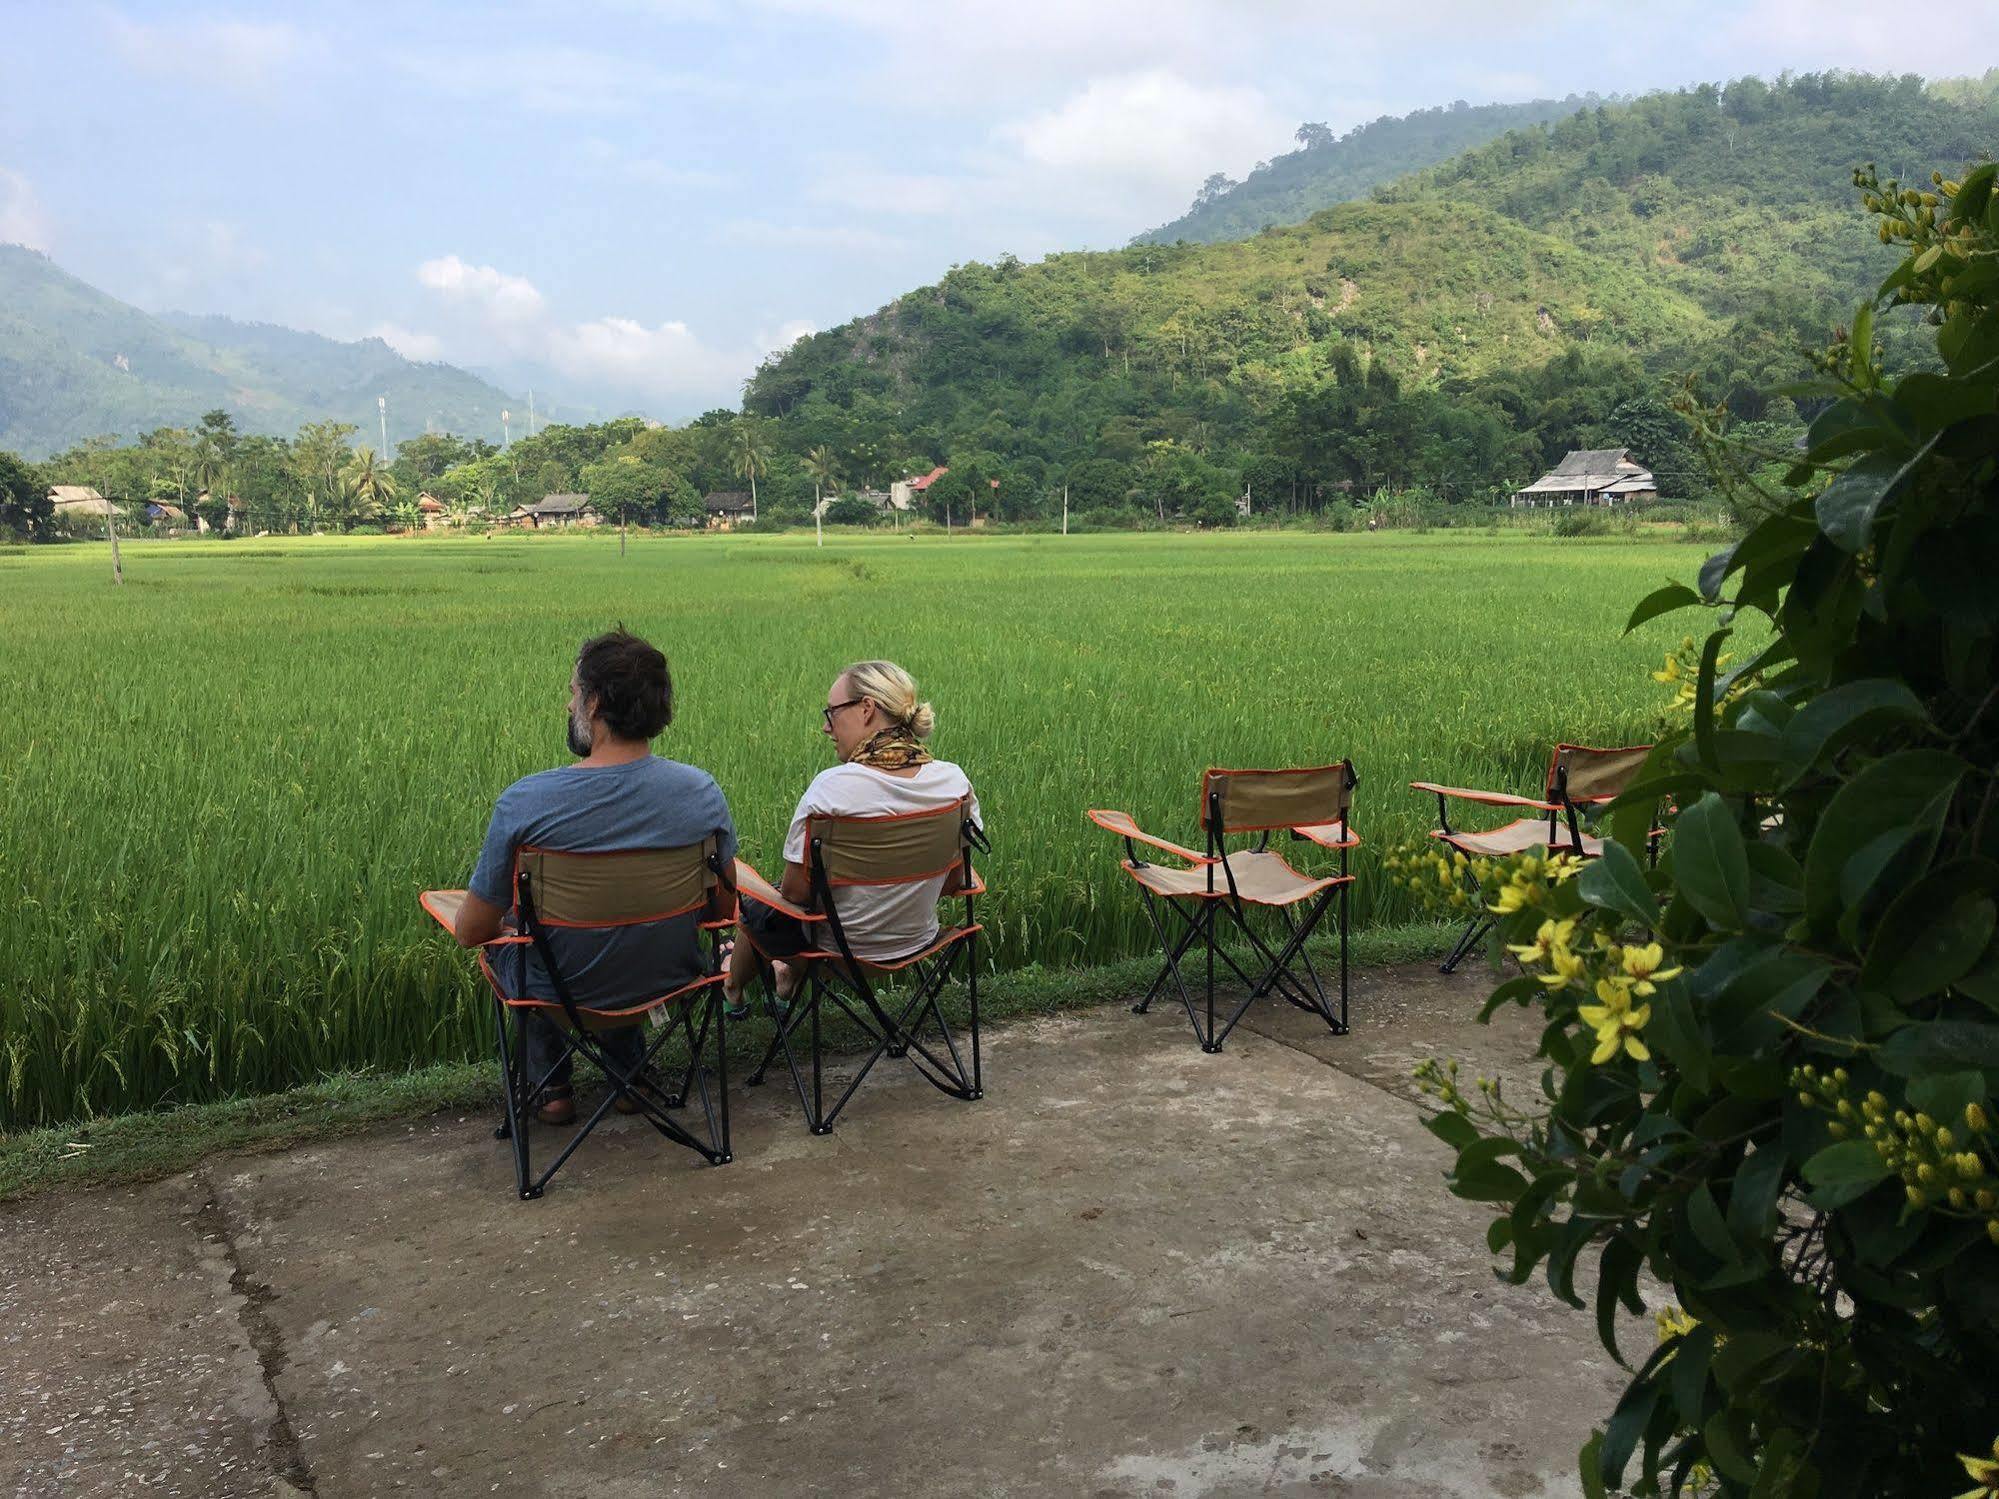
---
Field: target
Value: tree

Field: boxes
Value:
[732,417,770,520]
[341,445,396,528]
[823,494,877,526]
[292,421,357,532]
[579,456,658,555]
[0,450,50,539]
[1294,121,1335,150]
[1418,165,1999,1498]
[804,444,841,547]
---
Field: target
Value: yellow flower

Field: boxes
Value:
[1579,977,1652,1064]
[1506,917,1575,967]
[1546,854,1582,885]
[1956,1435,1999,1499]
[1491,882,1530,914]
[1620,941,1684,996]
[1537,944,1588,989]
[1655,1305,1698,1344]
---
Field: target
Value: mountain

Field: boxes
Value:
[1136,96,1608,247]
[0,246,520,458]
[740,73,1999,506]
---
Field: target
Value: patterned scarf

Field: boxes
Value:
[849,724,933,771]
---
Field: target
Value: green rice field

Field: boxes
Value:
[0,530,1707,1125]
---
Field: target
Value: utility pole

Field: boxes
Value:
[527,388,536,437]
[501,409,511,449]
[106,505,123,585]
[377,394,388,458]
[1062,483,1068,536]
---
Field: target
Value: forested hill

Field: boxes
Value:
[0,246,518,458]
[1135,96,1602,246]
[740,73,1998,510]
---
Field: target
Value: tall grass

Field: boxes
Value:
[0,530,1696,1124]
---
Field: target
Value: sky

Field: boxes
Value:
[4,1,1995,423]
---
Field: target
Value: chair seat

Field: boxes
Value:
[479,951,720,1029]
[788,924,981,972]
[1431,821,1601,859]
[1124,849,1350,906]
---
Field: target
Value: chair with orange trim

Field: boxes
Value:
[735,796,988,1135]
[1087,761,1359,1053]
[419,838,734,1200]
[1412,741,1654,974]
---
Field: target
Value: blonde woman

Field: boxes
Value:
[724,660,979,1010]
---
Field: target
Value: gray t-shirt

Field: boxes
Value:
[469,755,736,1008]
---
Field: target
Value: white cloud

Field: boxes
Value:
[416,255,548,326]
[104,14,307,96]
[0,167,51,251]
[407,253,805,409]
[1004,70,1289,191]
[369,323,445,362]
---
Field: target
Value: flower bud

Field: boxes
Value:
[1907,1185,1927,1208]
[1979,1189,1998,1211]
[1937,1127,1956,1150]
[1989,1218,1999,1247]
[1968,1103,1989,1133]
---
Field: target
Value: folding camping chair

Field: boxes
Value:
[735,797,988,1135]
[419,838,734,1200]
[1412,741,1654,974]
[1087,761,1359,1053]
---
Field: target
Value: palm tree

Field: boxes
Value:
[732,419,769,521]
[342,446,397,529]
[805,444,840,548]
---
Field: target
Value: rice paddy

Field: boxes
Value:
[1,529,1706,1125]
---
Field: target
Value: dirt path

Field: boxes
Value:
[2,963,1616,1498]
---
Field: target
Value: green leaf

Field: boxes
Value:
[1598,1375,1660,1490]
[1802,1139,1891,1208]
[1688,1181,1744,1265]
[1423,1110,1481,1151]
[1774,679,1927,784]
[1595,1236,1642,1366]
[1668,1324,1716,1429]
[1728,1144,1788,1243]
[1577,840,1658,930]
[1645,979,1711,1091]
[1578,1431,1608,1499]
[1802,750,1967,938]
[1878,1022,1999,1078]
[1859,865,1999,1002]
[1815,434,1940,552]
[1625,581,1702,633]
[1692,630,1729,771]
[1673,794,1750,930]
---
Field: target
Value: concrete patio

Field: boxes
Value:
[2,965,1625,1497]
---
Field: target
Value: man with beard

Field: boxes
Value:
[453,628,735,1125]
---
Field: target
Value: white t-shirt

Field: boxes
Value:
[783,760,982,963]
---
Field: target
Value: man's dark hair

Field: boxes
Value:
[575,627,673,741]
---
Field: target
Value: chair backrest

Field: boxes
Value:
[807,798,976,889]
[514,839,720,928]
[1200,762,1355,837]
[1545,744,1651,807]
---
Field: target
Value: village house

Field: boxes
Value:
[48,484,119,517]
[1511,449,1658,507]
[888,466,946,511]
[417,494,449,531]
[510,493,598,529]
[702,491,755,529]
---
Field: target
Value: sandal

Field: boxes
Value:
[535,1088,576,1127]
[720,939,752,1019]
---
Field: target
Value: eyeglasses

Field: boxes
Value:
[821,697,865,729]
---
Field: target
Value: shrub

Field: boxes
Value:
[1420,164,1999,1496]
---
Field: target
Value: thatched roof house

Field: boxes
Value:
[702,491,755,528]
[48,484,122,517]
[1512,449,1657,507]
[511,493,597,528]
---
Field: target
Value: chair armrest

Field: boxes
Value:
[1085,808,1209,864]
[1292,822,1362,850]
[419,889,530,945]
[945,869,989,898]
[732,859,825,922]
[1408,781,1559,812]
